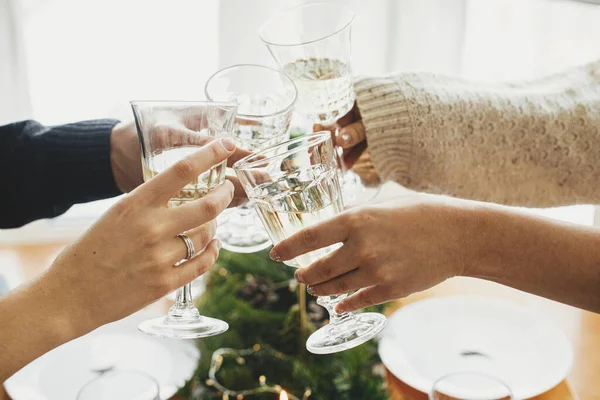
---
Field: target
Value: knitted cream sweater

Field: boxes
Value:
[354,60,600,207]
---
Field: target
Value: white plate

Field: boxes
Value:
[378,295,573,399]
[6,310,199,400]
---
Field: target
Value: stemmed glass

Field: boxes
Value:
[430,372,514,400]
[205,64,297,253]
[234,132,387,354]
[259,3,379,206]
[131,101,236,339]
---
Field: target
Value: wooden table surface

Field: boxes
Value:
[2,243,599,399]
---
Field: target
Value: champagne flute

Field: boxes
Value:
[259,3,379,206]
[205,64,297,253]
[234,132,387,354]
[431,372,514,400]
[131,101,236,339]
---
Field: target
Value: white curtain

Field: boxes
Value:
[1,0,600,241]
[0,0,31,124]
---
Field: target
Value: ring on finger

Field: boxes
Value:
[175,233,196,266]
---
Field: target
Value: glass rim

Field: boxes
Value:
[430,371,513,399]
[77,369,160,399]
[233,131,331,171]
[204,63,298,119]
[130,100,238,109]
[258,2,355,48]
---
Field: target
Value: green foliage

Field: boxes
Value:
[178,249,387,400]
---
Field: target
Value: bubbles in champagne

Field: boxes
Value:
[142,146,227,207]
[283,58,354,124]
[250,164,344,268]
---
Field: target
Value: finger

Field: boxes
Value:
[336,120,366,149]
[139,138,236,204]
[152,123,214,148]
[294,245,355,286]
[227,147,252,167]
[336,104,359,128]
[167,220,217,264]
[335,285,390,313]
[307,267,379,296]
[269,213,350,262]
[342,141,367,169]
[182,106,208,131]
[173,239,221,287]
[225,176,248,208]
[167,180,234,233]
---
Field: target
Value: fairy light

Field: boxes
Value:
[207,347,305,400]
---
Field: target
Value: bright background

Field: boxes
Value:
[1,0,600,241]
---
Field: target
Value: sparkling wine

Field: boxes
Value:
[283,58,354,124]
[250,164,344,268]
[143,146,226,206]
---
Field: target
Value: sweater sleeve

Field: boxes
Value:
[355,60,600,207]
[0,119,122,228]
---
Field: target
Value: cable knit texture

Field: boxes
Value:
[355,60,600,207]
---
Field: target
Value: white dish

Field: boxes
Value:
[6,310,199,400]
[378,295,573,399]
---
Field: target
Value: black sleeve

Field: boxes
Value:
[0,119,122,228]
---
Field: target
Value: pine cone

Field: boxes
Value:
[238,275,279,308]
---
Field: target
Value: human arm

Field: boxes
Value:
[270,195,600,314]
[0,117,248,228]
[0,119,122,228]
[0,138,237,382]
[333,60,600,207]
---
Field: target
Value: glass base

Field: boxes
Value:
[217,208,272,254]
[138,316,229,339]
[341,170,380,207]
[306,312,387,354]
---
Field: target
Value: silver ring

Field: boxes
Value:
[177,233,196,262]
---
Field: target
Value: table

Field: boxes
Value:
[2,243,599,399]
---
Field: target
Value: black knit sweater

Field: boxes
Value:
[0,119,122,228]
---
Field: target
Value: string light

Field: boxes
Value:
[207,347,308,400]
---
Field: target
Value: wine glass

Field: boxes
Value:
[234,132,387,354]
[131,100,236,339]
[431,372,514,400]
[205,64,297,253]
[77,370,160,400]
[259,3,379,206]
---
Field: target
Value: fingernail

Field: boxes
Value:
[269,249,281,262]
[220,137,235,151]
[294,269,305,283]
[335,304,346,314]
[307,285,316,296]
[340,131,351,144]
[215,239,222,250]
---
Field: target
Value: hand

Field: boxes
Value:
[314,104,380,186]
[42,137,237,335]
[314,103,366,168]
[269,195,477,313]
[110,121,249,206]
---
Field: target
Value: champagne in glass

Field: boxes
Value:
[132,101,236,339]
[142,146,227,206]
[259,3,379,206]
[282,58,354,124]
[234,132,387,354]
[205,64,297,253]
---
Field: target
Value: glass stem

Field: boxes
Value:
[316,294,352,325]
[167,283,200,322]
